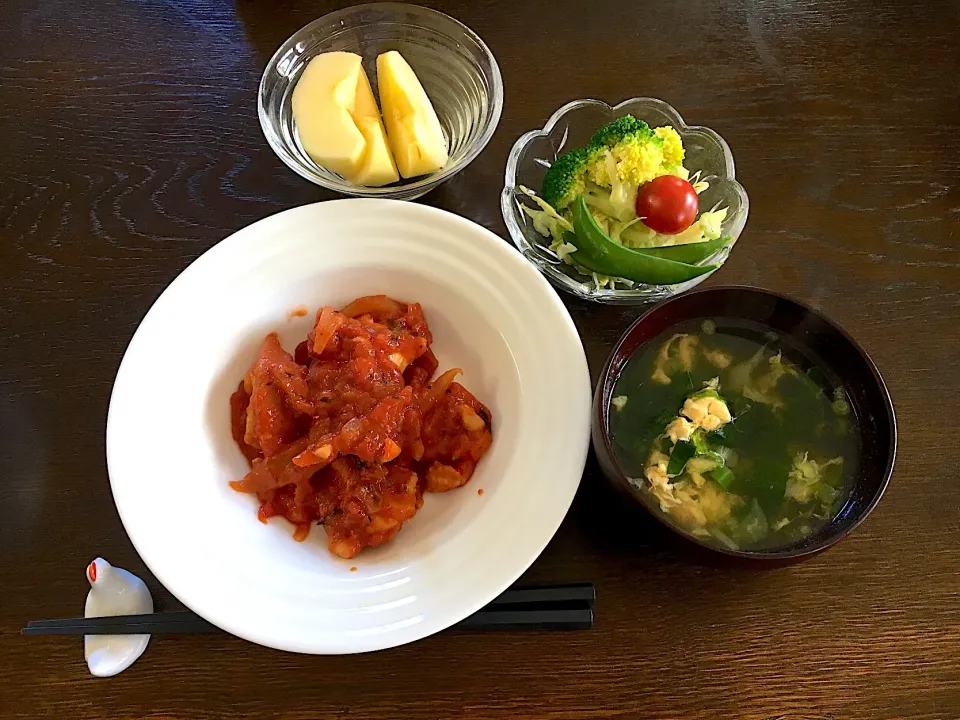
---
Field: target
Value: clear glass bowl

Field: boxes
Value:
[501,98,749,304]
[259,3,503,200]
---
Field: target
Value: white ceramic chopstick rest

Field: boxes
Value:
[83,557,153,677]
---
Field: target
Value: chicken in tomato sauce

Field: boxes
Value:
[229,295,493,559]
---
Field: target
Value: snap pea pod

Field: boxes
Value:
[566,232,730,266]
[569,195,720,285]
[627,235,732,264]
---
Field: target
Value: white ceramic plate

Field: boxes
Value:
[107,199,591,654]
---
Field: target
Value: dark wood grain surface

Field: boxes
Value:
[2,0,958,718]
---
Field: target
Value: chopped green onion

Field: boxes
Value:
[686,454,722,473]
[690,387,721,401]
[699,451,725,468]
[831,399,850,416]
[690,429,711,455]
[701,319,716,335]
[612,395,628,411]
[709,465,735,489]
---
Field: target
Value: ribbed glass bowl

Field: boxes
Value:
[501,98,749,304]
[259,3,503,200]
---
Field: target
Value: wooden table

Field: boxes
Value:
[2,0,958,718]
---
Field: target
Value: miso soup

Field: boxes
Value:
[610,319,861,551]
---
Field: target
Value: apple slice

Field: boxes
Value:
[292,52,398,186]
[351,64,400,186]
[376,51,448,179]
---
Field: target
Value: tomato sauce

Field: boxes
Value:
[229,295,493,559]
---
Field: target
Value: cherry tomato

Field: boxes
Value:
[635,175,699,235]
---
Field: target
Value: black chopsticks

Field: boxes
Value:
[22,582,594,636]
[23,611,216,635]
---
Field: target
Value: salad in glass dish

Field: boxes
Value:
[520,115,730,288]
[502,98,748,303]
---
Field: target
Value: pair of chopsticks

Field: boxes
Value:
[22,582,595,636]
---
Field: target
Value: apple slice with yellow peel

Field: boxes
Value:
[292,52,399,187]
[376,51,448,178]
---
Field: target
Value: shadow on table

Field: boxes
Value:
[572,456,667,549]
[234,0,347,65]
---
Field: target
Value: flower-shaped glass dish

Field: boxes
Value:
[501,98,749,304]
[259,3,503,200]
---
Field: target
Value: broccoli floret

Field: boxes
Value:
[542,117,683,217]
[587,115,655,148]
[555,116,677,221]
[654,126,685,169]
[541,146,596,210]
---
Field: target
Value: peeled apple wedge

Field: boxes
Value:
[292,52,399,186]
[376,51,449,178]
[349,67,400,186]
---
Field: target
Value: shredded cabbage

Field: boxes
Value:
[553,239,578,263]
[518,161,728,289]
[518,185,573,237]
